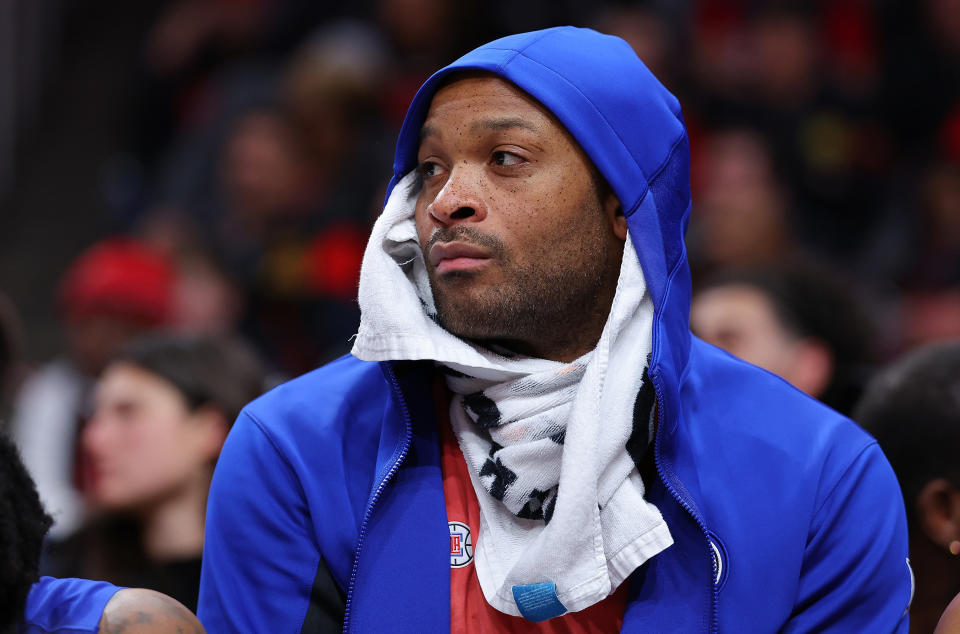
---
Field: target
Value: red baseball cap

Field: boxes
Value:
[58,237,175,327]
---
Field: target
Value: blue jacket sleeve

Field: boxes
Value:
[198,411,330,633]
[784,442,912,633]
[21,577,121,634]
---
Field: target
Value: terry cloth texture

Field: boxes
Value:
[352,171,673,616]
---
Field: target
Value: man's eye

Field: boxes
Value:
[419,161,440,179]
[492,151,524,167]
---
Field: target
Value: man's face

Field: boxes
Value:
[414,75,624,361]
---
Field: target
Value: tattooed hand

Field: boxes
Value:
[98,589,206,634]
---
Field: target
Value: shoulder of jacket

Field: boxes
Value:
[241,355,391,445]
[682,339,876,474]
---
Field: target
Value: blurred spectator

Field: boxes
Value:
[902,290,960,349]
[213,23,391,374]
[691,261,876,415]
[688,3,890,260]
[145,0,267,77]
[864,156,960,293]
[57,240,175,377]
[688,127,795,278]
[10,238,175,538]
[141,19,393,375]
[861,157,960,349]
[142,63,281,231]
[1,430,205,633]
[923,158,960,258]
[219,109,313,233]
[854,341,960,634]
[171,248,244,337]
[375,0,487,128]
[906,160,960,290]
[689,0,754,104]
[134,211,245,337]
[750,5,821,107]
[591,5,679,90]
[132,0,338,170]
[43,333,264,612]
[281,21,389,187]
[879,0,960,159]
[821,0,880,99]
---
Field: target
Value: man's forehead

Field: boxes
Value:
[431,70,518,100]
[419,116,541,143]
[418,72,567,142]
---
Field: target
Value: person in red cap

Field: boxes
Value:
[10,237,175,539]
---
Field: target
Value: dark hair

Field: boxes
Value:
[0,292,23,414]
[109,334,265,426]
[0,433,53,632]
[38,335,266,605]
[854,341,960,526]
[695,260,877,415]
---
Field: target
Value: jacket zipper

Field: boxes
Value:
[342,362,414,634]
[650,372,719,634]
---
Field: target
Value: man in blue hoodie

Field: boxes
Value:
[198,27,912,632]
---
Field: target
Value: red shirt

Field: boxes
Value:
[437,386,629,633]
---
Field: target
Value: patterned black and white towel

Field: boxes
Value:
[352,172,673,617]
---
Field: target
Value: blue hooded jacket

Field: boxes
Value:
[198,27,911,632]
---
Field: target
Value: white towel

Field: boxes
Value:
[352,171,673,617]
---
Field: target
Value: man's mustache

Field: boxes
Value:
[424,226,505,258]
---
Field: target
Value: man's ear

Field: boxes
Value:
[603,189,628,241]
[916,478,960,550]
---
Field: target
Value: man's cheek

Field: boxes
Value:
[414,209,431,249]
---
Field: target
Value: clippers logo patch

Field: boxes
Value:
[449,521,474,568]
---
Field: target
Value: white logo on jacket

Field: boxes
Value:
[450,521,474,568]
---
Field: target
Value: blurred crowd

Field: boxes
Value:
[1,0,959,630]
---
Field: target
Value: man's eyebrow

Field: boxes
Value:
[420,124,437,142]
[470,117,540,134]
[419,117,540,142]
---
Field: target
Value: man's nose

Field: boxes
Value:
[426,166,489,227]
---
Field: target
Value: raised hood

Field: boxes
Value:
[387,26,694,410]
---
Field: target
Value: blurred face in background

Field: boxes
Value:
[221,111,311,226]
[377,0,454,58]
[750,13,817,103]
[593,7,673,86]
[691,129,790,268]
[691,284,831,398]
[83,362,223,512]
[692,284,798,374]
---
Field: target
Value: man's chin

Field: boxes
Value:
[433,305,501,342]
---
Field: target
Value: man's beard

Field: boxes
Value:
[424,222,622,356]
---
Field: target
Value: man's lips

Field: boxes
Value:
[428,241,492,274]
